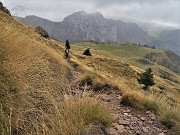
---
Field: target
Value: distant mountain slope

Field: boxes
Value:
[149,29,180,56]
[145,51,180,75]
[14,12,180,56]
[14,15,59,37]
[14,11,151,44]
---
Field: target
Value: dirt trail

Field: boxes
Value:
[100,92,168,135]
[67,59,168,135]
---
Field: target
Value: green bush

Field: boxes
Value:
[160,110,175,128]
[143,99,159,113]
[138,68,155,90]
[84,103,112,126]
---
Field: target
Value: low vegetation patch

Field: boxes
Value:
[142,99,159,114]
[79,73,119,93]
[159,110,176,129]
[121,91,143,108]
[137,58,152,65]
[47,93,112,135]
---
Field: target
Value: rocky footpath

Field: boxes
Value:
[101,92,168,135]
[68,60,169,135]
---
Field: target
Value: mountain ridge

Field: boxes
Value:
[14,11,151,44]
[14,11,180,56]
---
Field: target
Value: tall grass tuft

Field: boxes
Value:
[142,99,159,114]
[160,110,175,129]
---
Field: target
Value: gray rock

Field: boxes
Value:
[115,125,125,134]
[35,26,49,38]
[101,94,111,102]
[112,123,117,127]
[148,121,153,124]
[116,95,122,100]
[140,117,145,121]
[129,130,132,134]
[146,111,151,114]
[123,113,129,116]
[118,119,130,126]
[134,117,138,121]
[130,125,134,130]
[150,114,156,120]
[107,128,119,135]
[158,133,165,135]
[136,130,142,135]
[86,123,106,135]
[111,113,119,122]
[142,127,149,133]
[138,121,143,126]
[126,109,131,113]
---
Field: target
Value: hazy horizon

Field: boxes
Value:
[1,0,180,29]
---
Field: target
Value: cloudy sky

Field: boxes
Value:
[1,0,180,28]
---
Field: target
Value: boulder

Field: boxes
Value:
[35,26,49,38]
[83,48,91,56]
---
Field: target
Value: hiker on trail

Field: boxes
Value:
[64,39,70,60]
[65,39,70,53]
[65,49,69,59]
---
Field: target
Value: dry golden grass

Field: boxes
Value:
[66,42,180,128]
[46,93,111,135]
[0,11,111,135]
[1,8,179,133]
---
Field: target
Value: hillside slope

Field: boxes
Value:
[0,10,70,134]
[67,42,180,134]
[15,15,59,37]
[1,3,180,135]
[71,42,180,101]
[0,8,111,135]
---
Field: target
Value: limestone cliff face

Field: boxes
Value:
[14,11,150,44]
[55,11,150,44]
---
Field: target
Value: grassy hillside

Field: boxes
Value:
[0,11,111,135]
[66,42,180,131]
[1,6,180,134]
[72,42,180,84]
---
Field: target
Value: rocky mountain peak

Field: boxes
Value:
[14,11,151,44]
[63,11,105,25]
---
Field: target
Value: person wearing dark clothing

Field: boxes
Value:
[83,48,91,56]
[65,40,70,51]
[65,49,69,59]
[64,40,70,60]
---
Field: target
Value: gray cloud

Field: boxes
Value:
[1,0,180,28]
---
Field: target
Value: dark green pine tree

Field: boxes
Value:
[138,68,155,90]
